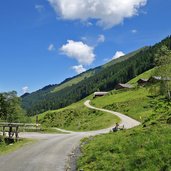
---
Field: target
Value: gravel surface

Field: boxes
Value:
[0,100,140,171]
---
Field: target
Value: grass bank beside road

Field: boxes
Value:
[0,136,34,155]
[78,124,171,171]
[91,87,154,122]
[34,101,120,132]
[77,70,171,171]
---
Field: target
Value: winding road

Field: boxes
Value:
[0,100,140,171]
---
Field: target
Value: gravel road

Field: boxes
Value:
[84,100,140,129]
[0,100,140,171]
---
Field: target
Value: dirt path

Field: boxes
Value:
[0,100,140,171]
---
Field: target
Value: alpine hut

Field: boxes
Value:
[115,83,133,90]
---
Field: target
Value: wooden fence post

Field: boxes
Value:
[15,126,19,141]
[3,126,5,136]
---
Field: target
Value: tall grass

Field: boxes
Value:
[78,124,171,171]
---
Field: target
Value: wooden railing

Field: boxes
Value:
[0,123,40,141]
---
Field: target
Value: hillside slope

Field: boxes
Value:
[31,98,120,132]
[77,70,171,171]
[22,36,171,115]
[22,48,144,115]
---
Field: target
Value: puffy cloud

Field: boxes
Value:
[35,5,44,13]
[22,86,29,94]
[97,34,105,43]
[48,44,55,51]
[112,51,125,59]
[72,65,86,74]
[48,0,147,28]
[60,40,95,65]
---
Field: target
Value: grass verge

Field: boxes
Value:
[33,100,120,132]
[91,87,154,122]
[20,127,68,134]
[0,137,34,155]
[78,124,171,171]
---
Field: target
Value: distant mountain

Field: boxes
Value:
[21,36,171,116]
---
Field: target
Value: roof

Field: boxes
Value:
[152,76,162,80]
[138,78,149,82]
[94,92,108,96]
[117,83,133,89]
[149,76,171,81]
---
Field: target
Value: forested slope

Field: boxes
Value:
[22,36,171,116]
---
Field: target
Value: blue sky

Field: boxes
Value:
[0,0,171,95]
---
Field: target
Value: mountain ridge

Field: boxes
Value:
[21,36,171,115]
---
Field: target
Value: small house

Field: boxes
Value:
[148,76,171,83]
[94,92,108,98]
[137,78,149,86]
[115,83,133,90]
[148,76,162,83]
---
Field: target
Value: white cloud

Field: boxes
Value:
[48,0,147,28]
[112,51,125,59]
[22,86,29,94]
[48,44,55,51]
[60,40,95,65]
[35,5,44,13]
[97,34,105,43]
[131,29,138,33]
[72,65,86,74]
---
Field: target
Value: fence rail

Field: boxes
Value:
[0,122,40,141]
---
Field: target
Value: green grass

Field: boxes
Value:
[36,99,120,132]
[0,137,34,155]
[77,68,171,170]
[128,68,154,85]
[31,108,64,123]
[20,127,68,134]
[78,124,171,171]
[91,87,154,122]
[52,71,94,93]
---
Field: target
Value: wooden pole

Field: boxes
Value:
[8,125,12,138]
[3,126,5,136]
[15,126,19,141]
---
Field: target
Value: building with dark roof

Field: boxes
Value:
[137,78,149,86]
[115,83,133,90]
[148,76,171,83]
[94,92,108,97]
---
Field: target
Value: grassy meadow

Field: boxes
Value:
[34,100,120,132]
[78,124,171,171]
[77,69,171,170]
[91,87,154,122]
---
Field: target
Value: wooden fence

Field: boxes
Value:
[0,123,40,141]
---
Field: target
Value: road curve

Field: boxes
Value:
[84,100,141,129]
[0,100,140,171]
